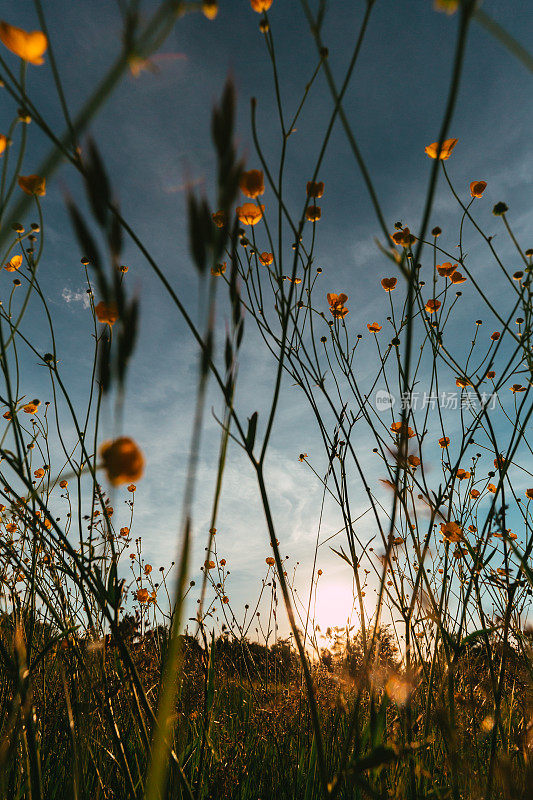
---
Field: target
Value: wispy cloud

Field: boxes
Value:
[62,287,91,309]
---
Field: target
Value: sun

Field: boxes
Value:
[312,579,359,635]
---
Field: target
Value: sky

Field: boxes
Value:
[0,0,532,640]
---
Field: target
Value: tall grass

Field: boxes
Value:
[0,1,531,798]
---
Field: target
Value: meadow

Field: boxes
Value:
[0,1,532,798]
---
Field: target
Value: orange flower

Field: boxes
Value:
[438,436,450,448]
[259,251,273,265]
[327,292,348,318]
[408,455,421,467]
[0,21,47,65]
[470,180,487,198]
[251,0,273,11]
[305,205,321,222]
[440,521,463,543]
[100,437,144,486]
[437,262,456,277]
[525,489,533,499]
[381,277,397,292]
[210,262,226,276]
[434,0,459,13]
[510,384,526,393]
[18,174,46,196]
[367,322,382,333]
[95,301,118,326]
[456,469,470,480]
[59,479,68,488]
[391,227,416,247]
[212,210,225,228]
[236,203,264,226]
[490,332,500,341]
[449,271,466,284]
[306,181,324,198]
[455,376,471,388]
[127,483,136,492]
[470,489,480,499]
[0,135,6,156]
[239,169,264,198]
[391,421,415,439]
[4,254,22,272]
[494,454,506,470]
[202,0,218,19]
[136,588,149,603]
[425,298,441,314]
[487,483,497,493]
[486,370,495,380]
[424,138,458,160]
[265,556,275,565]
[23,401,40,414]
[120,526,130,537]
[34,468,45,478]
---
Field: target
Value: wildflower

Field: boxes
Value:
[470,489,480,499]
[119,264,129,274]
[510,384,526,393]
[305,205,321,222]
[440,521,463,543]
[0,135,6,156]
[455,376,471,388]
[100,437,144,486]
[391,421,415,439]
[486,370,495,380]
[23,400,40,414]
[136,588,149,603]
[432,226,442,237]
[0,21,47,65]
[513,271,524,281]
[526,489,533,499]
[494,454,506,470]
[490,332,500,341]
[239,169,264,198]
[202,0,218,19]
[211,262,226,276]
[408,455,421,467]
[127,483,136,492]
[434,0,459,13]
[298,453,308,462]
[470,180,487,198]
[381,277,397,291]
[95,301,118,326]
[424,138,458,160]
[438,436,450,448]
[59,479,68,488]
[4,254,22,272]
[437,262,456,277]
[236,203,264,226]
[306,181,324,198]
[449,271,466,284]
[144,564,152,575]
[456,469,470,480]
[367,322,382,333]
[120,527,129,537]
[327,292,348,318]
[17,174,46,196]
[34,468,45,478]
[220,559,226,566]
[251,0,273,11]
[391,227,416,247]
[487,483,497,493]
[212,210,225,228]
[425,298,441,314]
[265,556,275,565]
[204,560,215,569]
[259,251,273,265]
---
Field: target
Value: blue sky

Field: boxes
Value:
[1,0,532,638]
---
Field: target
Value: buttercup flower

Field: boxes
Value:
[0,135,6,156]
[440,521,463,543]
[434,0,459,13]
[367,322,382,333]
[95,301,119,326]
[327,292,348,319]
[456,469,471,480]
[202,0,218,19]
[251,0,273,11]
[470,180,487,198]
[259,251,273,265]
[4,255,22,272]
[424,138,458,160]
[526,489,533,499]
[438,436,450,448]
[239,169,264,198]
[265,556,275,565]
[391,227,416,247]
[306,181,324,198]
[0,21,47,65]
[381,277,397,292]
[437,262,456,277]
[18,174,46,196]
[449,271,466,284]
[425,299,441,314]
[236,203,264,226]
[100,437,144,486]
[305,205,321,222]
[59,479,68,489]
[455,376,471,388]
[211,262,226,276]
[212,210,225,228]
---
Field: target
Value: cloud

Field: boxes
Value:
[62,287,91,309]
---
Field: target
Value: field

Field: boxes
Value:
[0,1,532,799]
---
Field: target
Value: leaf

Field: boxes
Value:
[245,412,258,452]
